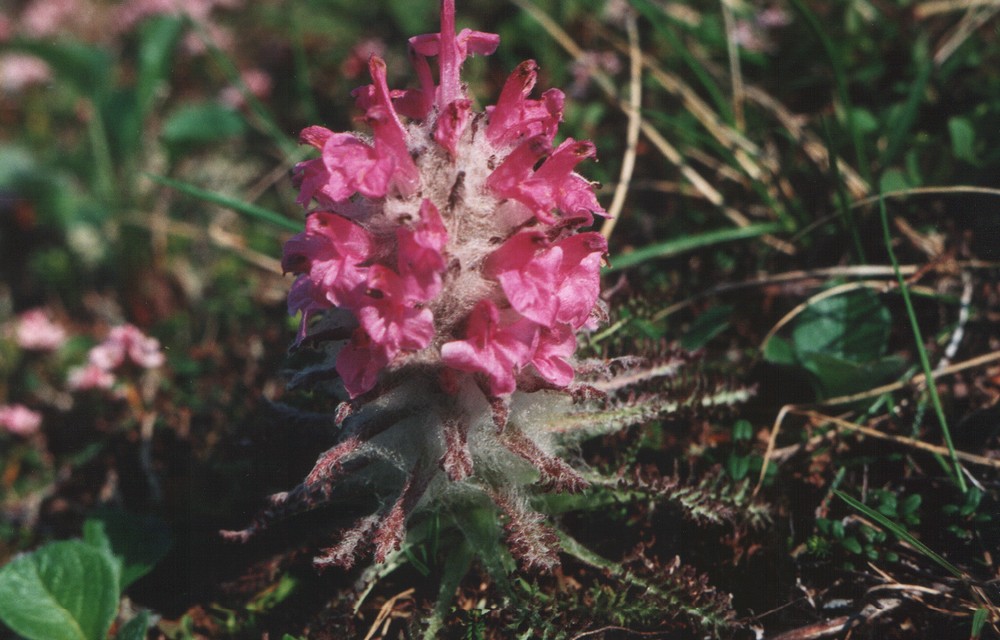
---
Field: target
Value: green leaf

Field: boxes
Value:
[137,16,186,116]
[680,304,732,350]
[763,335,796,365]
[840,536,862,555]
[799,352,905,399]
[115,611,150,640]
[732,419,754,442]
[836,490,965,579]
[948,116,977,164]
[161,102,246,151]
[726,452,751,481]
[0,540,120,640]
[792,289,890,362]
[83,510,172,590]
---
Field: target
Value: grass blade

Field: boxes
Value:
[878,198,966,493]
[834,490,964,579]
[606,222,783,272]
[146,173,301,232]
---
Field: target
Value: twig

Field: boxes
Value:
[795,410,1000,470]
[754,349,1000,495]
[362,588,415,640]
[600,9,642,242]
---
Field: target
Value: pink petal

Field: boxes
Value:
[361,57,421,197]
[552,232,607,327]
[397,199,448,300]
[486,61,564,147]
[529,323,576,387]
[408,0,500,107]
[433,98,472,157]
[440,300,537,397]
[282,212,373,310]
[485,231,561,325]
[336,330,391,398]
[487,137,601,225]
[357,265,436,355]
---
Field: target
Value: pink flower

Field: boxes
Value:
[397,199,448,301]
[356,265,436,357]
[90,325,165,370]
[336,329,392,399]
[406,0,500,111]
[285,0,606,398]
[0,54,52,93]
[68,363,116,391]
[220,68,272,109]
[528,323,577,387]
[486,231,607,328]
[282,211,374,339]
[486,60,564,147]
[441,300,537,397]
[0,404,42,437]
[487,138,606,225]
[14,309,66,351]
[19,0,80,38]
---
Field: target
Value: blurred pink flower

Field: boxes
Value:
[0,15,12,42]
[67,363,116,391]
[13,309,67,351]
[341,38,387,79]
[20,0,80,38]
[89,324,165,370]
[0,404,42,437]
[220,68,272,109]
[0,54,52,93]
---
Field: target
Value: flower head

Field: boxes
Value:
[12,309,66,351]
[68,324,164,391]
[0,404,42,437]
[284,0,607,401]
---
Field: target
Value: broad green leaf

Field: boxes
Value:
[763,335,796,365]
[161,102,246,150]
[948,116,977,164]
[0,540,119,640]
[800,352,905,399]
[137,16,186,116]
[84,510,172,590]
[879,167,911,193]
[792,289,890,362]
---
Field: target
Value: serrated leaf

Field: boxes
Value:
[0,540,120,640]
